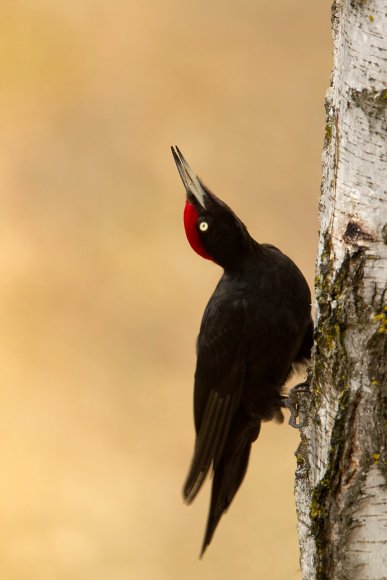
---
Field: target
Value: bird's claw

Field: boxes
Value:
[281,379,311,429]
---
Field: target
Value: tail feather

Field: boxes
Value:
[200,441,252,557]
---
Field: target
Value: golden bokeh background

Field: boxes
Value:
[0,1,331,578]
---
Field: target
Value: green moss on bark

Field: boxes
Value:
[306,232,386,579]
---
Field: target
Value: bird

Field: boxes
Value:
[171,146,313,557]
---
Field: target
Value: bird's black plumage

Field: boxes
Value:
[172,146,313,556]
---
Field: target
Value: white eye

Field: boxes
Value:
[199,221,209,232]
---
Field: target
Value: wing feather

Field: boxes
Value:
[183,295,247,504]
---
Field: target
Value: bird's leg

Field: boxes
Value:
[281,370,312,429]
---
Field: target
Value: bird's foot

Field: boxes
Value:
[281,375,312,429]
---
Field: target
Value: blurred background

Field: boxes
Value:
[0,1,331,578]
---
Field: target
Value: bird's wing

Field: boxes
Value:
[183,296,247,504]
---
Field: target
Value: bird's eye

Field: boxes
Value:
[199,221,209,232]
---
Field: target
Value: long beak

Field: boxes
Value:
[171,146,206,208]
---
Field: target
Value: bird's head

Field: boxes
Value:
[171,146,250,270]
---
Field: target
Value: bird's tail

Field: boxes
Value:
[200,431,257,557]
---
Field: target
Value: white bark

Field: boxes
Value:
[295,1,387,578]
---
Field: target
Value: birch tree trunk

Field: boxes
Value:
[295,1,387,578]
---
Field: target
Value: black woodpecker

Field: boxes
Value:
[171,146,313,556]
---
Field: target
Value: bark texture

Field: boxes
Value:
[295,1,387,579]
